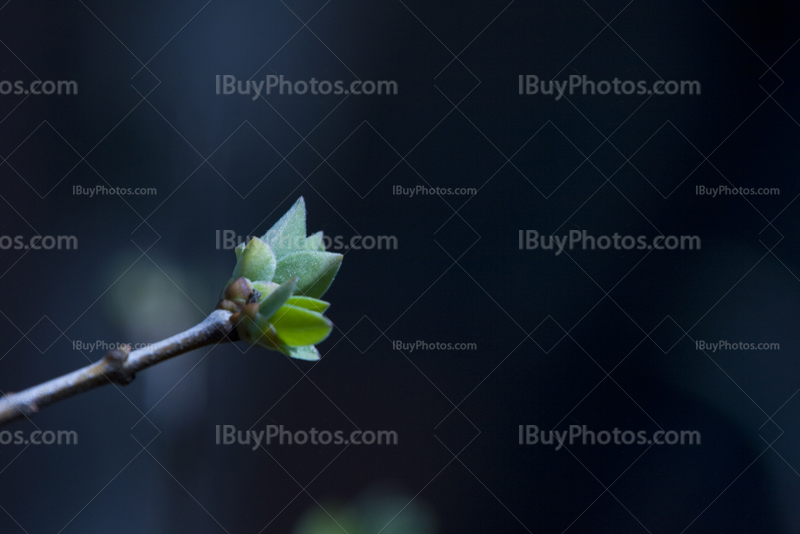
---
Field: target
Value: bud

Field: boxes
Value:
[224,277,254,307]
[220,197,341,361]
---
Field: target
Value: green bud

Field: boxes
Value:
[222,198,342,360]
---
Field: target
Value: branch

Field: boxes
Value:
[0,310,236,427]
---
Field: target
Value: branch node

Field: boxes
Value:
[102,345,135,385]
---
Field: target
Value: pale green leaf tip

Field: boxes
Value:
[263,197,306,242]
[288,345,321,361]
[307,231,325,251]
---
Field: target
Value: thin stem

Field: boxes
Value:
[0,309,236,427]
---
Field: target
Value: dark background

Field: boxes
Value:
[0,1,799,532]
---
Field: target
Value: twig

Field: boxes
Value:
[0,309,236,427]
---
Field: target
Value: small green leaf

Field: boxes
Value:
[287,345,321,361]
[287,296,330,313]
[306,231,326,251]
[231,237,276,283]
[271,304,333,346]
[263,197,307,259]
[258,277,297,320]
[273,250,343,298]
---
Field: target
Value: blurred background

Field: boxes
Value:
[0,0,799,532]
